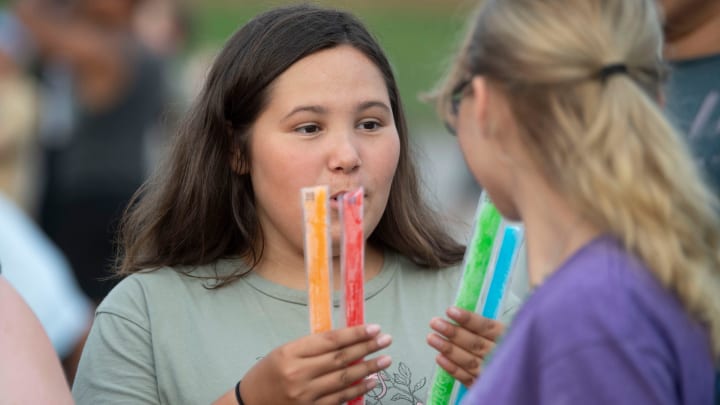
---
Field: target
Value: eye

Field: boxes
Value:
[357,120,381,131]
[295,124,322,135]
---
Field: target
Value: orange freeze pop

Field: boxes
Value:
[302,185,333,333]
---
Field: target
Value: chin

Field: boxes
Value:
[497,204,522,222]
[483,186,521,222]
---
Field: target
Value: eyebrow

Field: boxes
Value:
[282,100,392,121]
[282,105,327,121]
[356,100,392,114]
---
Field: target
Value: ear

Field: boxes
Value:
[470,76,489,132]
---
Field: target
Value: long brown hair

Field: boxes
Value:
[116,4,464,286]
[436,0,720,359]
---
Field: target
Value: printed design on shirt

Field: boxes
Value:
[366,362,426,404]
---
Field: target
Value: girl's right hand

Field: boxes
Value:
[238,324,392,405]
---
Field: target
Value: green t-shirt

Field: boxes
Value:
[72,251,523,404]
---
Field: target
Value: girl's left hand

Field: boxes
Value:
[426,307,505,387]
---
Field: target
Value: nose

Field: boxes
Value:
[328,133,362,174]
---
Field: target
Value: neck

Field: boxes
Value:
[515,178,602,287]
[253,242,384,290]
[664,7,720,60]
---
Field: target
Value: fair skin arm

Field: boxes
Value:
[0,277,74,404]
[212,324,392,405]
[427,307,505,387]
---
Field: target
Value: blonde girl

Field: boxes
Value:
[438,0,720,403]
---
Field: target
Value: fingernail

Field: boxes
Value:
[429,334,446,349]
[448,307,462,318]
[365,378,378,389]
[436,354,452,369]
[377,355,392,368]
[376,334,392,347]
[366,324,381,335]
[430,318,448,333]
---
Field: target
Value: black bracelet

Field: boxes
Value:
[235,380,245,405]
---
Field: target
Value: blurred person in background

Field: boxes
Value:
[133,0,189,60]
[0,10,39,213]
[0,11,94,384]
[661,0,720,194]
[14,0,168,302]
[132,0,190,165]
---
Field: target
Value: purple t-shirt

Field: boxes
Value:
[464,236,715,404]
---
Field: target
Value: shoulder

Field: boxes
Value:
[515,237,659,352]
[98,260,241,321]
[533,236,647,312]
[508,235,710,370]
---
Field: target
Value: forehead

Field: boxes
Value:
[267,45,390,107]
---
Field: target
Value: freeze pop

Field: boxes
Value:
[453,223,523,405]
[341,188,365,330]
[428,193,502,405]
[302,185,333,333]
[481,225,522,319]
[341,188,365,405]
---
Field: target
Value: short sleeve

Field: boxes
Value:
[72,279,159,404]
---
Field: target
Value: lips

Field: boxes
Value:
[329,188,366,208]
[330,191,347,201]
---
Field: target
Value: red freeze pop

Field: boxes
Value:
[341,188,365,405]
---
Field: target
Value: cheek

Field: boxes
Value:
[457,130,490,185]
[377,137,401,187]
[363,134,400,231]
[457,132,521,220]
[251,136,319,191]
[249,138,318,240]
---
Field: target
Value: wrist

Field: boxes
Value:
[235,380,245,405]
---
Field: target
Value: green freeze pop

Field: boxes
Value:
[427,195,502,405]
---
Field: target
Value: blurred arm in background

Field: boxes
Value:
[0,274,75,404]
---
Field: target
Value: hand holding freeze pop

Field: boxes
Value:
[427,307,505,387]
[234,187,392,404]
[427,193,509,404]
[238,324,393,405]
